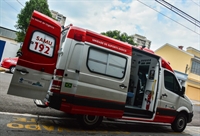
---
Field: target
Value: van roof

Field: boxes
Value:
[67,26,132,56]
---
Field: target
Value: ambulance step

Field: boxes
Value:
[123,112,152,119]
[34,99,47,108]
[124,106,153,119]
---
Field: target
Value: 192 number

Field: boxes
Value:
[34,42,50,54]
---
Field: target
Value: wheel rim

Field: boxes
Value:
[11,67,15,73]
[83,115,99,125]
[177,117,185,129]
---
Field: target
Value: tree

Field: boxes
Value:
[101,30,137,46]
[15,0,52,42]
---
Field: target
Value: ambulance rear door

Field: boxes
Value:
[7,11,61,100]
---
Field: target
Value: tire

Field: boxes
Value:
[10,66,16,74]
[77,115,103,129]
[171,113,187,132]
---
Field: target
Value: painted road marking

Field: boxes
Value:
[6,117,130,134]
[2,112,200,135]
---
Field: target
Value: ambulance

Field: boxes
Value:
[7,11,193,132]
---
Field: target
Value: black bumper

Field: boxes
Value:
[188,112,193,123]
[45,92,62,110]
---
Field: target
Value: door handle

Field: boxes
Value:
[75,70,80,73]
[119,84,127,89]
[17,51,22,57]
[162,93,168,97]
[16,69,29,74]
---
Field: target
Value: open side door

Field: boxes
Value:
[7,11,61,100]
[124,48,160,119]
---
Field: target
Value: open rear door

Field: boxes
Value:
[7,11,61,100]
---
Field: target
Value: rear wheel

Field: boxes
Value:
[10,66,16,74]
[77,115,103,129]
[171,113,187,132]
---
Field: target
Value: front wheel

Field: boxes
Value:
[77,115,103,129]
[171,113,187,132]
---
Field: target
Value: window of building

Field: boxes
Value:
[191,61,200,75]
[87,48,127,79]
[57,14,62,22]
[137,39,146,46]
[164,70,180,94]
[57,17,61,22]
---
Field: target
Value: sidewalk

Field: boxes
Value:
[0,67,6,72]
[191,99,200,106]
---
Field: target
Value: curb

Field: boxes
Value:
[0,69,6,73]
[193,103,200,106]
[0,67,9,73]
[192,101,200,106]
[0,67,6,72]
[191,100,200,106]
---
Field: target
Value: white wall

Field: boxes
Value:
[0,40,20,62]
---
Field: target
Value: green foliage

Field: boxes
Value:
[15,0,52,42]
[101,30,137,46]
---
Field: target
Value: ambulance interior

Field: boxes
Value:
[125,49,159,118]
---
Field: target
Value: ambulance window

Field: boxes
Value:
[61,29,68,47]
[164,70,180,94]
[87,48,127,79]
[29,31,55,57]
[69,44,83,70]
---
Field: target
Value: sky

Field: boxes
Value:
[0,0,200,51]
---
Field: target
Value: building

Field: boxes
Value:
[0,27,20,62]
[155,43,200,101]
[51,10,66,26]
[133,34,151,49]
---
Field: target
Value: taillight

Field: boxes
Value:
[52,80,62,87]
[51,69,64,93]
[74,30,85,42]
[74,33,83,41]
[55,69,64,76]
[45,101,49,106]
[51,80,62,93]
[50,87,61,93]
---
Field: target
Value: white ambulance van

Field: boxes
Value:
[7,11,193,132]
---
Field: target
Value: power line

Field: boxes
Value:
[156,0,200,28]
[16,0,24,7]
[2,0,18,12]
[136,0,200,35]
[190,0,200,7]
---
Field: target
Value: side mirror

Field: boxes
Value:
[17,51,22,57]
[179,87,185,96]
[182,87,185,94]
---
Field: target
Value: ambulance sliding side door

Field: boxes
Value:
[73,42,131,118]
[7,11,61,100]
